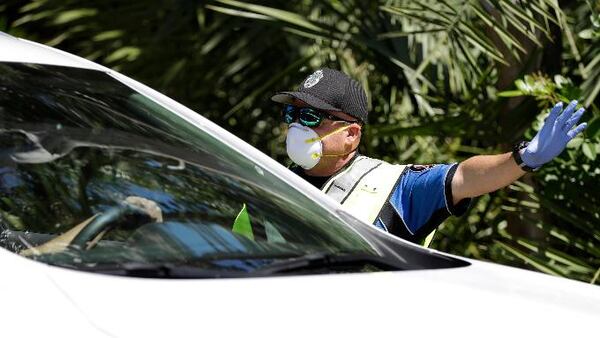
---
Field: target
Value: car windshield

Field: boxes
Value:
[0,62,384,275]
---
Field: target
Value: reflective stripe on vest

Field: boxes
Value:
[321,156,436,247]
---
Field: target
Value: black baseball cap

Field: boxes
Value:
[271,68,369,123]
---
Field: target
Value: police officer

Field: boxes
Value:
[272,68,587,245]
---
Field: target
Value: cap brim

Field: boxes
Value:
[271,91,341,111]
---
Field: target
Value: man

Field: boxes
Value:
[272,68,587,245]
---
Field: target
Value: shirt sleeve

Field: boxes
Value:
[383,163,470,237]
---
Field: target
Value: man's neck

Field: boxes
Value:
[303,151,358,177]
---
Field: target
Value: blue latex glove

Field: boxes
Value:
[521,100,587,168]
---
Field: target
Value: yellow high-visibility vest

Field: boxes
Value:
[321,156,435,247]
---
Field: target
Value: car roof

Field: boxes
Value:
[0,31,105,71]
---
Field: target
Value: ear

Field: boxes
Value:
[345,123,362,143]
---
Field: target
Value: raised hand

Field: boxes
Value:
[521,100,587,169]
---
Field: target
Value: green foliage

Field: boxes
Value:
[1,0,599,284]
[490,63,600,282]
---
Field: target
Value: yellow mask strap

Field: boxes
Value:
[320,144,359,158]
[305,124,353,144]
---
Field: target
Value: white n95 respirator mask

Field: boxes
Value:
[285,122,353,170]
[286,123,322,169]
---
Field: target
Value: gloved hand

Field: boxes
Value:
[521,100,587,168]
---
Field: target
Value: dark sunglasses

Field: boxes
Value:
[281,104,358,127]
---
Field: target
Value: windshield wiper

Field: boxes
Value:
[81,262,248,279]
[250,252,402,275]
[71,252,401,278]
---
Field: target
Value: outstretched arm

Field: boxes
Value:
[451,100,587,205]
[451,152,523,205]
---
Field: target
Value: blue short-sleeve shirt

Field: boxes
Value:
[374,163,470,240]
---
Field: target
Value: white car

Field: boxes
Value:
[0,32,599,337]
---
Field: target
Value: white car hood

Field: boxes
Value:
[11,252,597,338]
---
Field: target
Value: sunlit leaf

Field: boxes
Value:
[495,240,565,277]
[92,30,123,42]
[52,8,96,25]
[205,5,273,21]
[104,47,141,63]
[582,142,597,160]
[214,0,325,33]
[497,90,524,97]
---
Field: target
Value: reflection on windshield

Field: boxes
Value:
[0,62,376,274]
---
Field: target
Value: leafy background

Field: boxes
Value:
[1,0,599,284]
